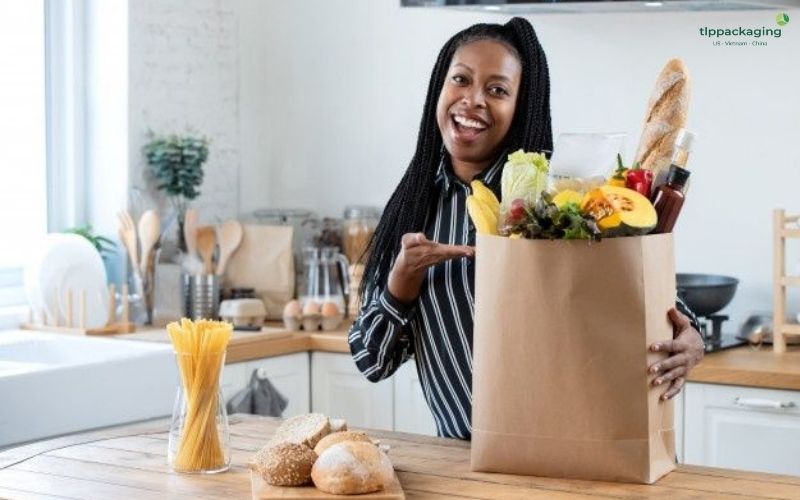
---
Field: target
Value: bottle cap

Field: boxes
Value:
[674,129,696,151]
[667,165,691,187]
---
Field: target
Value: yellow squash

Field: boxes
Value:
[581,186,657,236]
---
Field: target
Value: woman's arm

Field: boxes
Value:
[349,232,474,382]
[648,299,705,401]
[348,285,416,383]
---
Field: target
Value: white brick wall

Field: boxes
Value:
[128,0,240,225]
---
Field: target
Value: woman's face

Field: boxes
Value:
[436,39,522,166]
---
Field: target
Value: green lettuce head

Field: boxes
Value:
[500,149,550,210]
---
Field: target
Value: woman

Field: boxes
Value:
[348,18,704,440]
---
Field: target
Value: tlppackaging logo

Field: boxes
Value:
[700,13,789,46]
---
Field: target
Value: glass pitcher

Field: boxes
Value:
[300,246,350,312]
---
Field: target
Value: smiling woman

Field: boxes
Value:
[348,18,553,440]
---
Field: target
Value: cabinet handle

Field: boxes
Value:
[733,397,797,409]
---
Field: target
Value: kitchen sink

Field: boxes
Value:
[0,330,177,448]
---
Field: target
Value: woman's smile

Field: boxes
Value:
[449,111,491,143]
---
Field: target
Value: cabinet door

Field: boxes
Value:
[245,353,311,417]
[311,352,393,431]
[674,389,684,463]
[221,362,248,405]
[684,382,800,475]
[393,360,437,436]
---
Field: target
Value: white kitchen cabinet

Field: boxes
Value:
[684,382,800,475]
[222,352,311,417]
[393,360,437,436]
[674,388,684,463]
[311,352,394,431]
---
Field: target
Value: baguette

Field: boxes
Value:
[634,58,691,175]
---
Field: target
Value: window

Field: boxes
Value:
[0,1,48,321]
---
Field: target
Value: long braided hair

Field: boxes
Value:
[360,17,552,297]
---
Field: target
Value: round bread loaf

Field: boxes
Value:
[313,430,371,456]
[329,418,348,433]
[249,442,317,486]
[273,413,331,449]
[311,441,394,495]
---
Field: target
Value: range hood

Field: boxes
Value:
[401,0,799,13]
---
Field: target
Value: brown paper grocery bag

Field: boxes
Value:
[225,225,294,319]
[470,233,676,484]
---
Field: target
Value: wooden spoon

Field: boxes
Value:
[117,210,140,277]
[138,210,160,277]
[215,220,243,276]
[184,209,199,258]
[196,225,217,274]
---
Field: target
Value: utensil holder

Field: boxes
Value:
[183,274,221,320]
[132,247,161,325]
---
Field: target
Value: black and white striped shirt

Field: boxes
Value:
[348,153,699,440]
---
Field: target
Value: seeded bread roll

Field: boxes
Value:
[249,442,317,486]
[313,430,372,456]
[311,441,395,495]
[272,413,331,449]
[634,58,691,175]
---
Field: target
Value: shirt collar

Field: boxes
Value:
[435,150,507,194]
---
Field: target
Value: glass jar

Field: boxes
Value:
[168,351,231,474]
[342,206,380,265]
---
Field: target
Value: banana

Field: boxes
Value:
[467,196,498,235]
[470,180,500,217]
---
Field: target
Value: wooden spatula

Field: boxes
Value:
[215,220,243,276]
[138,210,160,277]
[196,225,217,274]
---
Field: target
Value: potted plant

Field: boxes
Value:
[143,132,209,252]
[64,225,115,259]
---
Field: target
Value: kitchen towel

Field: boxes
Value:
[226,370,288,417]
[470,233,676,484]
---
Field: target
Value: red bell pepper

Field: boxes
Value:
[625,163,653,198]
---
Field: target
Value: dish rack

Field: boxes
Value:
[772,209,800,353]
[21,284,135,335]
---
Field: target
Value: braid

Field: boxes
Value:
[360,17,552,297]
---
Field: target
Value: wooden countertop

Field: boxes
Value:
[1,414,798,499]
[688,345,800,391]
[112,322,352,364]
[112,323,800,390]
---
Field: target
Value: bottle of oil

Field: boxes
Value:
[652,129,695,194]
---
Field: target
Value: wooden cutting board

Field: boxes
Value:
[250,471,405,499]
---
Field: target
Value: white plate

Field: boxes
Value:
[24,233,109,329]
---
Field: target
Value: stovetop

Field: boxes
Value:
[699,314,746,353]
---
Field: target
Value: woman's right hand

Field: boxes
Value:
[387,233,474,304]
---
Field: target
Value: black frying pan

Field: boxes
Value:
[676,273,739,317]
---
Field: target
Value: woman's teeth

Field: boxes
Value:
[453,115,487,130]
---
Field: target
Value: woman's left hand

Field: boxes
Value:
[648,307,705,401]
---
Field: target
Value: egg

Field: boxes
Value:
[302,301,321,316]
[321,301,341,318]
[283,300,302,318]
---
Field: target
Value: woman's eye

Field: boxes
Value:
[451,75,467,85]
[489,86,509,97]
